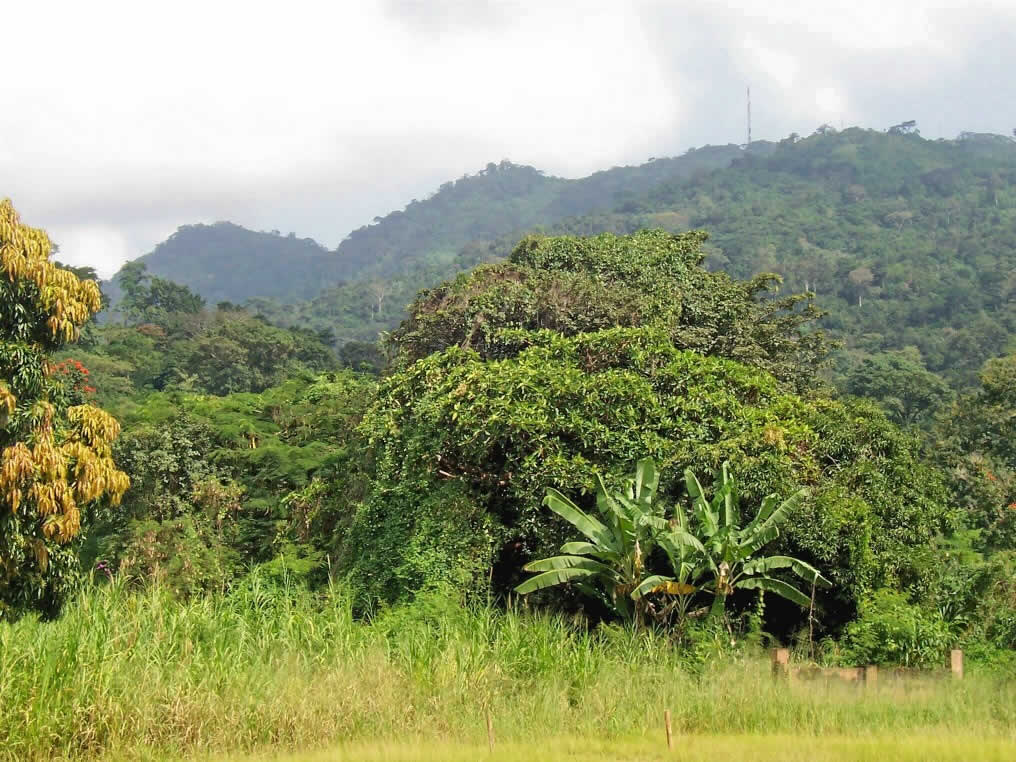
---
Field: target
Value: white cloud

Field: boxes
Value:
[815,87,846,119]
[2,0,1015,277]
[49,226,131,274]
[742,37,800,89]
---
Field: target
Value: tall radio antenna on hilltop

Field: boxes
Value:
[746,86,752,148]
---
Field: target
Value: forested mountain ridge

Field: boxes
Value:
[331,146,747,281]
[637,128,1016,386]
[108,128,1016,393]
[282,128,1016,393]
[106,147,744,310]
[104,222,335,306]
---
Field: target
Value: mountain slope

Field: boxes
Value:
[265,128,1016,391]
[106,222,338,306]
[631,129,1016,384]
[107,128,1016,388]
[108,148,744,307]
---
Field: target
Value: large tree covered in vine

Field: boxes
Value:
[391,229,832,392]
[343,231,950,634]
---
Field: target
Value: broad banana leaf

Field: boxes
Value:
[640,515,670,531]
[514,566,601,594]
[616,493,667,531]
[741,555,831,588]
[684,466,707,503]
[736,576,811,607]
[686,468,719,536]
[757,488,808,535]
[736,523,781,559]
[596,473,633,537]
[544,488,618,551]
[670,506,690,531]
[735,489,807,558]
[560,541,620,563]
[523,555,617,577]
[720,462,738,529]
[659,530,707,558]
[742,493,780,535]
[635,457,659,506]
[631,574,674,599]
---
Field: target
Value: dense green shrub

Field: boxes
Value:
[920,548,1016,657]
[87,417,245,595]
[114,515,240,596]
[934,353,1016,549]
[838,591,953,668]
[350,325,951,627]
[91,372,376,593]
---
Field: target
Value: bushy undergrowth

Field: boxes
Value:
[1,577,1014,761]
[836,591,954,668]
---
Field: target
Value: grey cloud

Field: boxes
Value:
[640,3,1016,145]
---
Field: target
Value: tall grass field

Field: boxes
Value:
[1,576,1014,761]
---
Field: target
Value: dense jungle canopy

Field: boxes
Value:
[4,127,1016,664]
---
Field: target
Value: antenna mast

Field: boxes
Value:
[746,86,752,147]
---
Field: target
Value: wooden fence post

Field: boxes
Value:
[664,709,673,750]
[771,647,790,679]
[486,710,495,752]
[951,649,964,680]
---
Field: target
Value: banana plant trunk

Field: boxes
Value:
[709,592,727,620]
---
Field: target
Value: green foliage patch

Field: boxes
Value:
[392,229,830,391]
[352,324,950,627]
[89,372,375,595]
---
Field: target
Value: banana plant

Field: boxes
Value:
[633,507,707,626]
[514,458,667,623]
[682,461,831,618]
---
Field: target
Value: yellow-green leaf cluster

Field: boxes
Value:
[0,199,129,606]
[0,199,102,342]
[0,399,129,544]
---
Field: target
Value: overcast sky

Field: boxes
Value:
[3,0,1015,277]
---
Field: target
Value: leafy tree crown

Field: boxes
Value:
[0,199,129,616]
